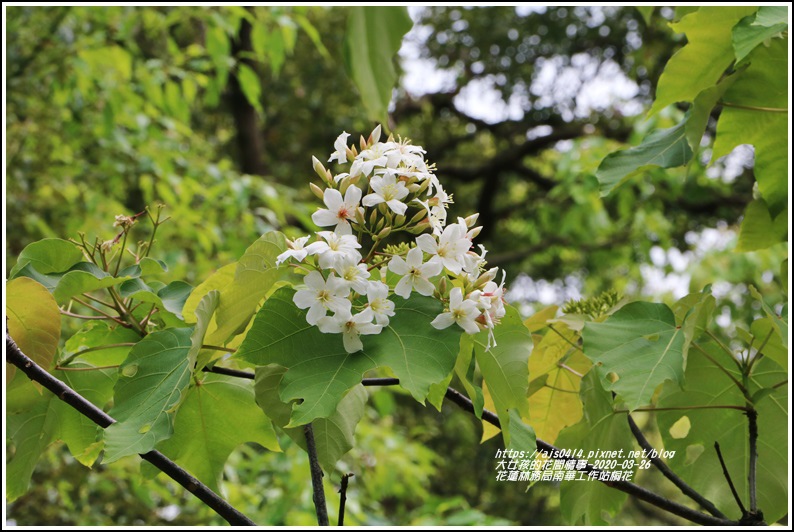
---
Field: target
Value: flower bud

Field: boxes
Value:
[416,178,431,195]
[360,135,367,151]
[369,209,378,227]
[312,156,326,179]
[355,207,366,225]
[376,226,391,240]
[407,220,431,234]
[437,276,448,297]
[464,213,480,228]
[474,267,499,289]
[393,214,406,227]
[409,209,428,225]
[407,183,421,193]
[368,124,382,145]
[310,182,325,200]
[467,226,482,240]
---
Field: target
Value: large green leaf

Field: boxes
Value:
[103,328,195,462]
[7,277,61,374]
[237,287,459,426]
[657,344,788,522]
[672,287,716,355]
[749,285,788,349]
[60,322,141,366]
[14,261,134,305]
[684,71,738,151]
[753,6,788,27]
[208,231,291,345]
[556,372,634,525]
[649,6,758,115]
[596,121,692,196]
[750,317,787,370]
[9,238,83,277]
[144,373,279,491]
[471,305,532,446]
[119,279,193,319]
[343,7,413,124]
[255,365,368,473]
[735,199,788,252]
[455,335,484,418]
[712,38,788,216]
[182,262,236,324]
[583,302,685,411]
[732,14,787,63]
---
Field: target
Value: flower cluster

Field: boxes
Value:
[276,125,506,353]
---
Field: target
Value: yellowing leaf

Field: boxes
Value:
[7,277,61,374]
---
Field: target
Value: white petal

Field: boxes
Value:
[441,256,463,275]
[326,296,352,315]
[388,255,409,275]
[303,271,325,290]
[304,241,327,256]
[357,322,383,336]
[415,234,438,255]
[344,184,362,207]
[323,187,344,211]
[420,259,443,278]
[306,303,327,325]
[405,247,424,268]
[386,199,407,215]
[342,331,363,353]
[317,316,343,334]
[293,289,316,309]
[449,287,464,308]
[362,193,384,207]
[431,312,455,330]
[394,276,413,299]
[334,220,353,235]
[458,316,482,335]
[367,281,389,299]
[413,277,435,297]
[312,209,340,228]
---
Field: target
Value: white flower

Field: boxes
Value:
[415,223,471,274]
[350,143,389,177]
[413,198,448,236]
[328,131,350,164]
[431,287,481,335]
[318,307,382,353]
[333,254,371,295]
[388,246,443,299]
[304,231,362,269]
[276,236,311,266]
[362,173,410,215]
[293,271,352,325]
[365,281,395,325]
[311,185,363,235]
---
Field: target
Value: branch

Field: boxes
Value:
[6,333,256,526]
[745,409,765,524]
[201,366,737,525]
[714,442,747,517]
[338,473,354,526]
[304,424,329,526]
[627,415,727,519]
[443,387,737,526]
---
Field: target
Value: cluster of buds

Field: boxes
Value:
[276,126,506,353]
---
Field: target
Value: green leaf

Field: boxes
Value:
[6,387,58,501]
[7,277,61,373]
[750,317,787,370]
[508,409,536,454]
[752,6,789,28]
[556,372,633,525]
[672,287,716,354]
[343,6,413,123]
[427,372,453,411]
[9,238,83,278]
[237,287,459,426]
[732,14,787,63]
[634,6,654,25]
[365,295,461,404]
[119,279,193,320]
[456,335,484,418]
[649,7,758,115]
[183,263,237,325]
[657,344,788,521]
[673,6,699,22]
[735,199,788,252]
[237,63,263,114]
[471,305,532,446]
[583,302,685,411]
[145,373,280,491]
[712,38,788,216]
[60,322,141,366]
[749,286,788,350]
[255,366,367,473]
[596,120,692,196]
[208,232,291,345]
[193,291,221,371]
[103,328,195,462]
[684,71,739,151]
[118,257,168,278]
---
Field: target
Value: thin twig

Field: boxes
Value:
[614,404,748,414]
[60,309,129,326]
[80,292,118,309]
[746,409,759,513]
[691,343,746,394]
[558,362,584,378]
[627,415,726,518]
[304,424,329,526]
[59,342,137,366]
[55,364,119,372]
[72,297,120,320]
[720,101,787,113]
[338,473,354,526]
[705,331,744,372]
[202,344,237,353]
[548,324,584,352]
[746,328,774,375]
[6,332,255,526]
[714,442,746,516]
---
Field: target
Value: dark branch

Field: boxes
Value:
[714,441,747,517]
[204,365,738,525]
[627,415,726,519]
[6,333,256,526]
[304,424,329,526]
[745,409,765,524]
[338,473,354,526]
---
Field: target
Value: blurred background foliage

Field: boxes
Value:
[5,5,786,526]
